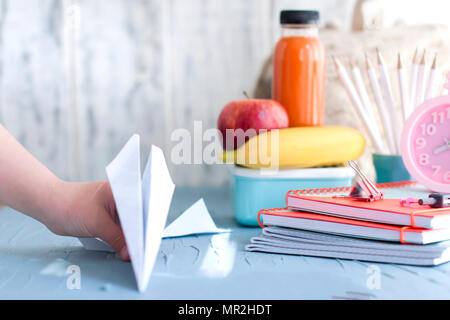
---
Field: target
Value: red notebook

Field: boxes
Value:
[258,208,450,244]
[286,188,450,230]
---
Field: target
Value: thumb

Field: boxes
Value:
[98,218,129,261]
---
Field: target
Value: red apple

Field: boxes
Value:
[217,97,289,150]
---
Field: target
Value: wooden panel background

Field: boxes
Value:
[0,0,356,186]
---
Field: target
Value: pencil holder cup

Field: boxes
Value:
[372,154,412,183]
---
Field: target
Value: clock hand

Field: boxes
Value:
[434,144,449,154]
[433,138,450,154]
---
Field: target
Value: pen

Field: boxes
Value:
[419,194,450,208]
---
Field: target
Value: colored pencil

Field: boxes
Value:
[366,54,396,154]
[333,56,385,154]
[350,59,383,141]
[397,53,410,121]
[376,48,401,154]
[425,53,438,101]
[414,50,426,108]
[409,48,419,110]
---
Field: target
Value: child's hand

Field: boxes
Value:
[0,124,129,261]
[45,180,130,261]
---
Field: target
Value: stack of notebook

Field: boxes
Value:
[246,188,450,266]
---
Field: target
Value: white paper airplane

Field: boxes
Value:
[78,135,229,292]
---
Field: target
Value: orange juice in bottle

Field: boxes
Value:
[272,10,325,127]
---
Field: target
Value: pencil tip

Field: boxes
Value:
[432,53,438,69]
[397,53,402,69]
[376,48,382,64]
[331,55,339,69]
[420,49,426,65]
[349,58,355,68]
[365,53,372,69]
[413,48,418,63]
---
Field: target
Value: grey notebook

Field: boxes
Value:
[245,227,450,266]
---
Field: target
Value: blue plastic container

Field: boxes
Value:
[229,165,355,226]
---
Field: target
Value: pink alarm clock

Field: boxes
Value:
[401,73,450,193]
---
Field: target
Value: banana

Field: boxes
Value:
[221,126,366,169]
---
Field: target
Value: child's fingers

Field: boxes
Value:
[98,218,129,261]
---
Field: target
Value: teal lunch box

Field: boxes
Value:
[229,165,355,226]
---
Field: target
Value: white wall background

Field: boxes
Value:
[0,0,449,186]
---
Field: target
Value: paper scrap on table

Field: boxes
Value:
[77,135,229,293]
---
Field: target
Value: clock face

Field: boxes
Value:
[402,99,450,192]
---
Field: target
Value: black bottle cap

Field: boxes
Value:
[280,10,320,25]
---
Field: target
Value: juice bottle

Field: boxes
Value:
[272,10,325,127]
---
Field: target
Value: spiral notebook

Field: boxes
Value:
[285,183,450,229]
[246,227,450,266]
[258,208,450,244]
[249,178,450,265]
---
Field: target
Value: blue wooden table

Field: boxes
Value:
[0,185,449,299]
